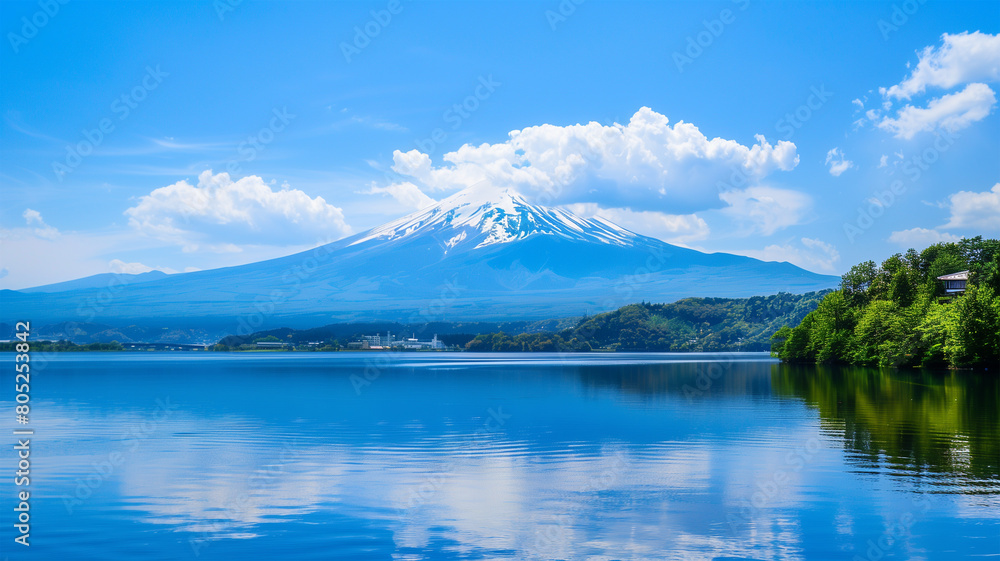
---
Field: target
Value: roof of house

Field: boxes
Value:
[936,270,969,281]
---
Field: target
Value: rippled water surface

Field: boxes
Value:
[3,352,998,560]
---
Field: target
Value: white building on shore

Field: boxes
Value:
[352,333,444,350]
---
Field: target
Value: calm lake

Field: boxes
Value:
[3,352,998,560]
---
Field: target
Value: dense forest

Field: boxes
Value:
[465,291,829,352]
[770,237,1000,369]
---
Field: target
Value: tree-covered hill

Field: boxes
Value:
[466,291,830,352]
[771,237,1000,369]
[216,291,829,353]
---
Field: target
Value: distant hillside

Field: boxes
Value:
[1,185,837,327]
[216,317,581,349]
[18,270,169,293]
[220,291,830,352]
[0,321,220,345]
[466,291,830,352]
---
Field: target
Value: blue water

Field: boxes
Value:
[1,353,997,560]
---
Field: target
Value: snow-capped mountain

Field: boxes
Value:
[1,185,839,331]
[351,185,636,252]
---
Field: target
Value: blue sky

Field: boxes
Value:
[1,0,998,288]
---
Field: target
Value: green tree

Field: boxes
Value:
[841,260,878,307]
[945,285,1000,367]
[808,291,854,363]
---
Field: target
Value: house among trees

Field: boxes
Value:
[936,270,969,294]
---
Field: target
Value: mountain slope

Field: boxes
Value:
[19,270,170,293]
[0,185,840,332]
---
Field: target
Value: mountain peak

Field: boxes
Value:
[441,182,525,206]
[350,184,637,251]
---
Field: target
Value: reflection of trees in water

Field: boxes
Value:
[771,364,999,489]
[575,360,777,400]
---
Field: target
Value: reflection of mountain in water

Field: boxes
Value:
[772,364,999,491]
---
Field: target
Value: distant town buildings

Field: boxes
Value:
[350,332,444,350]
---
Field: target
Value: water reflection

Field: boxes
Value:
[771,364,999,491]
[5,353,998,560]
[577,356,778,400]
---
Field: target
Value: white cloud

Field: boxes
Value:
[336,114,408,132]
[21,208,59,240]
[941,182,1000,231]
[718,186,812,235]
[125,170,352,252]
[564,203,710,245]
[107,259,178,275]
[888,227,962,246]
[884,31,1000,100]
[0,225,322,291]
[878,155,888,168]
[877,83,996,139]
[0,229,133,289]
[732,237,840,273]
[22,209,41,224]
[361,181,436,210]
[872,32,1000,139]
[389,107,799,213]
[824,147,854,177]
[108,259,155,274]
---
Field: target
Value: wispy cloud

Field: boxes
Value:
[824,147,853,176]
[730,237,840,273]
[888,227,962,246]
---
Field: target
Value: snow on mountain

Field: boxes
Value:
[350,185,636,252]
[1,183,841,331]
